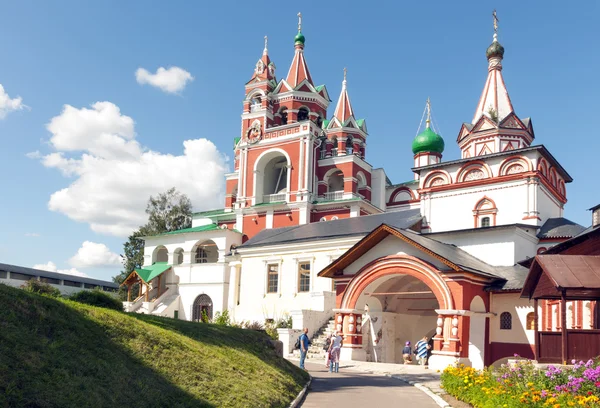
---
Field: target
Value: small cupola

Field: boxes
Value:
[412,98,445,176]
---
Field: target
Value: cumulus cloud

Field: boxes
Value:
[0,84,26,119]
[135,66,194,94]
[30,102,228,237]
[69,241,121,268]
[33,261,88,278]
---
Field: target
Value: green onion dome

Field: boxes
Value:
[411,127,445,155]
[486,40,504,59]
[294,31,305,45]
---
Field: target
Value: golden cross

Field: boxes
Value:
[264,36,268,50]
[298,12,302,31]
[493,10,499,34]
[343,67,347,82]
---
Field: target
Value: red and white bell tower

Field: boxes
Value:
[223,13,381,238]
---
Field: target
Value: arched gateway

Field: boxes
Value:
[318,224,494,370]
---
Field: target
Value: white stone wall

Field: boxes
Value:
[489,292,537,345]
[178,283,228,322]
[232,239,353,324]
[537,184,563,221]
[430,227,538,266]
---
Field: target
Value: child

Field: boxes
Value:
[402,341,412,364]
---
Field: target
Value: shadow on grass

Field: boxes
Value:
[0,286,212,408]
[130,313,309,382]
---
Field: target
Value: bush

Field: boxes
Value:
[213,310,231,326]
[70,289,123,311]
[244,321,264,331]
[441,359,600,407]
[21,279,62,297]
[265,315,293,340]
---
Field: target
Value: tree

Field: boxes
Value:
[114,188,193,298]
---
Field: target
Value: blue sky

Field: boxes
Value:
[0,1,598,281]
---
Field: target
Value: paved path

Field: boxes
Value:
[299,362,440,407]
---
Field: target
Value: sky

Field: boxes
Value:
[0,1,598,281]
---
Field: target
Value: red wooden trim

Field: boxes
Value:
[534,299,539,360]
[561,292,568,364]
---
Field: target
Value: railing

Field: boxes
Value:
[263,193,287,203]
[322,191,344,201]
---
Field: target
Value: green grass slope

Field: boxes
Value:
[0,284,308,408]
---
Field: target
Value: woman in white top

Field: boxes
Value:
[327,331,343,373]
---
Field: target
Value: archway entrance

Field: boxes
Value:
[353,273,440,364]
[192,294,213,322]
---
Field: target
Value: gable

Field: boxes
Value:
[342,234,449,276]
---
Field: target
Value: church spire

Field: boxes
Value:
[285,12,314,87]
[471,10,514,125]
[333,68,355,123]
[249,35,275,83]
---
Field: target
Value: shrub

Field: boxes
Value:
[70,289,123,311]
[213,310,231,326]
[264,315,293,340]
[21,279,61,297]
[244,321,264,331]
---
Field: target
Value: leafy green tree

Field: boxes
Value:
[114,188,192,299]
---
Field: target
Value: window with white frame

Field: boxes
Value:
[298,262,310,292]
[267,264,279,293]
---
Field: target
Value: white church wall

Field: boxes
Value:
[537,184,563,222]
[426,180,530,233]
[232,240,352,324]
[489,292,535,345]
[178,283,228,322]
[371,168,387,211]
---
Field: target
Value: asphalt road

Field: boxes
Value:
[298,362,440,407]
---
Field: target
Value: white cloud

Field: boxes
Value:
[135,66,194,94]
[69,241,121,268]
[0,83,26,119]
[33,261,88,278]
[24,232,41,237]
[30,102,228,237]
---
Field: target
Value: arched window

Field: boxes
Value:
[327,170,344,193]
[500,312,512,330]
[297,107,309,122]
[192,294,213,322]
[280,108,288,125]
[473,197,498,228]
[173,248,184,265]
[345,136,353,155]
[526,312,535,330]
[250,95,261,112]
[331,137,338,156]
[193,240,218,263]
[481,217,491,227]
[154,246,168,263]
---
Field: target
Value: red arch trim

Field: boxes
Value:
[341,255,454,311]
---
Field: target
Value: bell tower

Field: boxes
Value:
[225,14,331,237]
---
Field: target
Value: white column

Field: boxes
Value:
[297,137,304,193]
[266,209,274,229]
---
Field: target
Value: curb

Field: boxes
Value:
[289,375,312,408]
[387,374,451,408]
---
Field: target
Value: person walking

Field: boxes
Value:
[402,341,413,364]
[328,331,343,373]
[415,336,431,366]
[323,333,332,368]
[299,328,310,370]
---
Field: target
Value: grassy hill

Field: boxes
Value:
[0,284,308,408]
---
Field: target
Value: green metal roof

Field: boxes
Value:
[156,223,221,236]
[322,119,330,129]
[134,262,171,283]
[193,208,228,217]
[233,137,240,150]
[315,85,324,92]
[356,119,365,127]
[294,31,305,45]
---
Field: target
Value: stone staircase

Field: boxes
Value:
[293,317,335,360]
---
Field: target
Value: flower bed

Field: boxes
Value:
[440,358,600,407]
